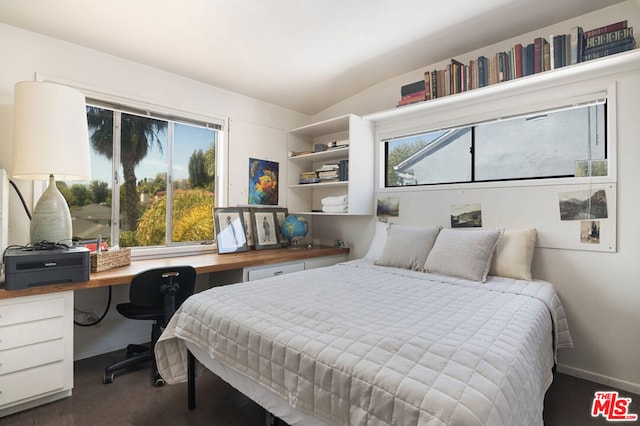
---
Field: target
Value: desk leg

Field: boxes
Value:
[188,350,196,410]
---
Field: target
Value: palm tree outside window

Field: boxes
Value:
[58,103,220,251]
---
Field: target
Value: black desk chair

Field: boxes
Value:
[103,266,196,386]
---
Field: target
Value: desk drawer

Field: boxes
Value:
[0,295,65,327]
[246,262,304,281]
[0,317,65,351]
[0,362,66,408]
[0,339,65,375]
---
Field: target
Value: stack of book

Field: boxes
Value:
[298,171,319,184]
[581,21,635,61]
[317,163,340,183]
[397,19,635,106]
[397,80,426,106]
[327,139,349,149]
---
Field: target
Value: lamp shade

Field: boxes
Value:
[12,81,91,181]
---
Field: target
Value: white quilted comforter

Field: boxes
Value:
[155,260,572,425]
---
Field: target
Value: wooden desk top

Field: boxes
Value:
[0,245,349,299]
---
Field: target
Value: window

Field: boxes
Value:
[385,101,606,187]
[60,102,222,251]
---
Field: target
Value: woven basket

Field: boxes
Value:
[90,248,131,272]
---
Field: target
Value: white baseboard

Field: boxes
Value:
[557,363,640,395]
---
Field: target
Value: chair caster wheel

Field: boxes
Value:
[103,373,115,384]
[154,377,166,387]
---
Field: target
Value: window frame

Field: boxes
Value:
[36,74,228,259]
[375,82,617,192]
[384,100,608,187]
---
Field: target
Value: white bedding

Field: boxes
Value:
[155,260,572,425]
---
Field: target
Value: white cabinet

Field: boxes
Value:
[287,114,374,215]
[243,252,347,281]
[245,261,305,281]
[0,291,73,417]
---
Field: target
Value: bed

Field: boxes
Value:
[155,225,572,425]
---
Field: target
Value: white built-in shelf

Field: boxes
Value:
[288,147,349,163]
[289,181,348,189]
[365,49,640,124]
[287,114,373,215]
[289,115,351,138]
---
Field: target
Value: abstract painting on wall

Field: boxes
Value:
[248,158,279,205]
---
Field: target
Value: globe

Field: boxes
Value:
[281,214,308,245]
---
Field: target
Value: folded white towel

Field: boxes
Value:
[321,195,348,206]
[322,204,348,213]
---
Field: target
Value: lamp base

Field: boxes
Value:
[30,175,72,244]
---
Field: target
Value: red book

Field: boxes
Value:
[401,90,425,101]
[584,20,627,38]
[514,43,523,78]
[534,37,542,73]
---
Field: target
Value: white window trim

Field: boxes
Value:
[370,80,617,192]
[34,73,228,258]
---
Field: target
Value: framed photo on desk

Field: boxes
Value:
[250,208,280,250]
[213,208,248,254]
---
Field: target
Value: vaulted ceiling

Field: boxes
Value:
[0,0,626,115]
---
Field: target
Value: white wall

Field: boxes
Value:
[312,1,640,394]
[0,23,311,359]
[2,1,640,392]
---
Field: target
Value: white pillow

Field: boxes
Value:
[424,228,502,282]
[489,228,537,280]
[375,224,441,271]
[362,221,389,262]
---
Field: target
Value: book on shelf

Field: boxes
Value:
[585,27,634,49]
[583,38,636,61]
[570,26,584,65]
[477,56,488,87]
[318,170,339,179]
[423,72,432,100]
[400,80,426,96]
[298,177,320,184]
[397,93,426,106]
[327,139,349,149]
[513,44,523,78]
[397,19,635,107]
[298,170,319,184]
[339,159,349,181]
[316,163,339,172]
[584,20,627,38]
[398,79,427,106]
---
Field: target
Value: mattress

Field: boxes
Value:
[155,260,572,425]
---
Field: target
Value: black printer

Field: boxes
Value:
[3,246,90,290]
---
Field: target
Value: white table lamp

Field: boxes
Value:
[12,81,91,244]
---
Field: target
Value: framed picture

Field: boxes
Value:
[240,207,255,248]
[248,158,279,205]
[213,208,248,254]
[250,208,281,250]
[272,207,289,246]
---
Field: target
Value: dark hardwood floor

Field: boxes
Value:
[3,350,638,425]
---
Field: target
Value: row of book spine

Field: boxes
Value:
[298,159,349,184]
[398,20,636,106]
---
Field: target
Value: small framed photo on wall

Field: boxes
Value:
[251,208,281,250]
[213,207,248,254]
